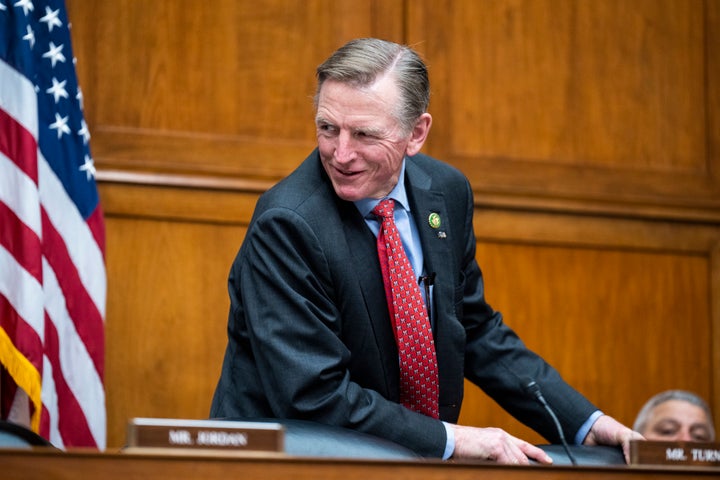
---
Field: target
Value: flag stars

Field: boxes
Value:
[42,41,66,68]
[14,0,33,16]
[79,155,96,181]
[49,112,70,139]
[46,77,69,103]
[78,119,91,144]
[40,5,62,32]
[22,24,35,49]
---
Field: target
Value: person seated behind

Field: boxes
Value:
[633,390,715,442]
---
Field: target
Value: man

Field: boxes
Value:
[211,38,640,463]
[634,390,715,442]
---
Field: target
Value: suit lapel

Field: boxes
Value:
[404,161,454,321]
[405,159,465,409]
[341,201,399,387]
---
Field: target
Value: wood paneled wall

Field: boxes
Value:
[65,0,720,449]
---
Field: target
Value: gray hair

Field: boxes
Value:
[315,38,430,133]
[633,390,715,440]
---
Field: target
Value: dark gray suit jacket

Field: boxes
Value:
[210,149,598,457]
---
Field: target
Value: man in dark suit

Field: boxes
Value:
[210,38,641,462]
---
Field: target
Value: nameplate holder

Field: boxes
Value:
[126,418,284,454]
[630,440,720,467]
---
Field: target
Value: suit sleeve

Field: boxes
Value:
[455,179,599,444]
[234,206,447,456]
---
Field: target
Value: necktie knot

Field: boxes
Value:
[372,199,395,220]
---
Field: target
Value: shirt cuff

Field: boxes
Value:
[442,421,455,460]
[575,410,604,444]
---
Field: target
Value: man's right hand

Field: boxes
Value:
[451,424,554,465]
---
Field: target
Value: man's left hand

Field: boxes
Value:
[583,414,645,463]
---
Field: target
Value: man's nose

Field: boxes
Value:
[334,132,356,163]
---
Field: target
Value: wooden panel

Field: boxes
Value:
[710,0,720,186]
[98,173,264,224]
[62,0,720,213]
[456,208,720,443]
[104,216,242,447]
[102,196,248,447]
[461,242,712,444]
[66,0,404,180]
[59,0,720,450]
[408,0,720,216]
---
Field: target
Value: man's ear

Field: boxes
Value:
[405,113,432,156]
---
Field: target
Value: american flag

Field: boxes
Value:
[0,0,106,448]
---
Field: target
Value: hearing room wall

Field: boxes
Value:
[65,0,720,448]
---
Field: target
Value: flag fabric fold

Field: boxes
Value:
[0,0,106,449]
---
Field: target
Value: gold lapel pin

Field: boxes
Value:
[428,212,441,229]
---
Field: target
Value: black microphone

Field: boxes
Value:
[524,379,578,466]
[418,272,435,290]
[418,273,436,325]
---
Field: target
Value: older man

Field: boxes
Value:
[211,38,640,463]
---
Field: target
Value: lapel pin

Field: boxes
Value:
[437,231,447,239]
[428,212,441,229]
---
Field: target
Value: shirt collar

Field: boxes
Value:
[355,159,410,218]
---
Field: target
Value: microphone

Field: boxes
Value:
[418,272,435,290]
[418,273,436,323]
[524,379,578,466]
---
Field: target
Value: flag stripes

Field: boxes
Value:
[1,0,106,449]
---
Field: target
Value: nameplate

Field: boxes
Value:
[630,440,720,467]
[126,418,284,453]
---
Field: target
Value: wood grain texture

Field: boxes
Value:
[461,240,711,444]
[409,0,720,216]
[103,212,244,448]
[67,0,404,180]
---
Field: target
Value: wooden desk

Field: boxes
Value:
[1,448,717,480]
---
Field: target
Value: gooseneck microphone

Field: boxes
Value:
[524,379,578,466]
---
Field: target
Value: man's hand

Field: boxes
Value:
[451,424,554,465]
[583,414,645,463]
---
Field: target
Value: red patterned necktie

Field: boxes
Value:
[373,198,439,419]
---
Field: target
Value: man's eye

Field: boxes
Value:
[355,131,375,139]
[691,428,712,442]
[654,425,678,437]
